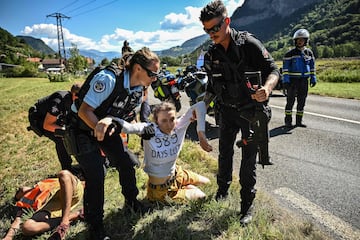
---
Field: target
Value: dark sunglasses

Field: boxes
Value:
[203,18,225,34]
[140,64,159,78]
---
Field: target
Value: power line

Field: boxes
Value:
[56,0,79,12]
[65,0,97,14]
[71,0,119,18]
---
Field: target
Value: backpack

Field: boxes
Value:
[15,178,60,211]
[27,91,71,137]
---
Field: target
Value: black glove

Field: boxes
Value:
[283,82,290,90]
[310,82,316,88]
[141,124,155,140]
[54,128,66,138]
[106,120,122,136]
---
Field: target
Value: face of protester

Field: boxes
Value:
[202,16,230,46]
[156,109,176,135]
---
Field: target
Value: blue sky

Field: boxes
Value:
[1,0,244,53]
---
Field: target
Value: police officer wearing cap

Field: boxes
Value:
[199,0,280,226]
[283,28,317,128]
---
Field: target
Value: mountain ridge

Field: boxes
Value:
[1,0,359,64]
[16,35,55,55]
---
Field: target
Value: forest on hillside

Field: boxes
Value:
[265,0,360,59]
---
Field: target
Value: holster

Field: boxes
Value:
[237,103,272,167]
[62,127,80,156]
[62,113,98,156]
[252,104,271,165]
[27,106,44,137]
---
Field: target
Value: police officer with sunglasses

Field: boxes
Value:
[200,0,280,226]
[72,47,160,239]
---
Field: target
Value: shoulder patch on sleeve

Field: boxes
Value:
[93,81,106,93]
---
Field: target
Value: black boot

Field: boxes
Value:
[215,176,231,201]
[296,115,307,127]
[215,190,228,201]
[240,204,254,226]
[239,189,256,226]
[284,115,292,128]
[124,198,150,214]
[89,224,110,240]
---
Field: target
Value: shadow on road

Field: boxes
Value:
[186,121,219,141]
[186,122,294,141]
[270,125,294,138]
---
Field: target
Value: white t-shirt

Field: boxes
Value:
[117,101,206,178]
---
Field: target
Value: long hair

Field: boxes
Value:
[152,102,176,124]
[117,47,159,71]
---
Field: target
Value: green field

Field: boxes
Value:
[3,57,358,239]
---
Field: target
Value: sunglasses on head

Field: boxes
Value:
[140,64,159,78]
[204,18,225,34]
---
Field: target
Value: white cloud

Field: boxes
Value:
[21,0,245,52]
[22,23,98,51]
[160,6,201,30]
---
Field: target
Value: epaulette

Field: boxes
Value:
[234,31,250,46]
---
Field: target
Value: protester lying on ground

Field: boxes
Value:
[2,170,84,240]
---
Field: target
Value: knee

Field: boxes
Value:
[58,170,73,182]
[198,175,210,185]
[21,220,38,236]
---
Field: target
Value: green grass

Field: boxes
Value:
[275,58,360,99]
[309,82,360,99]
[0,76,337,240]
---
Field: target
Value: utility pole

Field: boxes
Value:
[46,13,70,63]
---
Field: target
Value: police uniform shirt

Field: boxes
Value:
[83,69,143,109]
[205,29,279,104]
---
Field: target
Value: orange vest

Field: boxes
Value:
[15,178,60,211]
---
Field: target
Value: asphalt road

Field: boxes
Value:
[147,89,360,240]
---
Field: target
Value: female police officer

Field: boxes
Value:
[73,47,160,239]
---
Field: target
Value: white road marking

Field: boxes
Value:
[270,105,360,125]
[274,187,360,240]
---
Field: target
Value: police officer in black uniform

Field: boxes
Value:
[28,84,81,171]
[200,0,280,225]
[71,47,160,240]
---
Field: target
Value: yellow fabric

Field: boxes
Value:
[146,165,200,202]
[40,177,84,218]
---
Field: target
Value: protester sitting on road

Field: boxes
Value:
[94,101,213,203]
[1,170,84,240]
